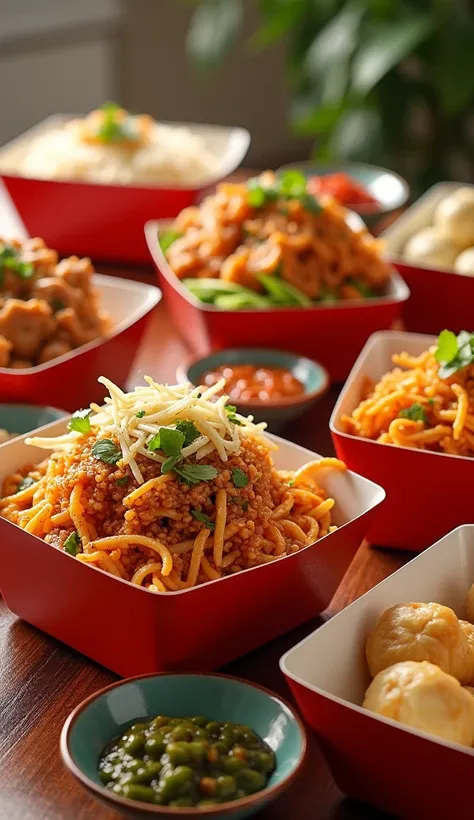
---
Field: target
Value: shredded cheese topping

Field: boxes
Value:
[26,375,273,484]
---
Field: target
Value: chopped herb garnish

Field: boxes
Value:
[68,408,92,434]
[115,476,129,487]
[51,298,65,313]
[95,102,133,144]
[63,531,81,556]
[174,464,219,486]
[16,476,36,493]
[299,193,322,214]
[242,501,249,512]
[288,479,294,487]
[147,433,161,451]
[278,170,307,198]
[399,403,427,423]
[159,230,182,253]
[92,438,122,464]
[225,405,242,426]
[0,242,34,283]
[192,509,215,530]
[231,468,249,488]
[160,427,185,457]
[162,454,181,474]
[246,171,322,215]
[136,410,145,419]
[435,329,474,379]
[175,420,200,447]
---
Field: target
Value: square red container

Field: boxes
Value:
[0,115,250,264]
[145,221,409,382]
[382,182,474,334]
[0,275,161,411]
[329,329,474,551]
[0,422,384,677]
[280,525,474,820]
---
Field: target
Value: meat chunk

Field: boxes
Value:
[0,299,55,359]
[55,307,102,347]
[38,338,73,364]
[31,277,80,312]
[0,334,12,367]
[55,256,94,292]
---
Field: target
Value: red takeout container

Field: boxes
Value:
[145,221,409,383]
[0,115,250,264]
[329,329,474,550]
[382,182,474,334]
[0,421,384,677]
[280,525,474,820]
[0,275,160,411]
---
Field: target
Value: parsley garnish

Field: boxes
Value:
[136,410,145,419]
[0,242,34,284]
[162,454,181,474]
[246,170,322,215]
[16,476,36,493]
[64,531,81,556]
[147,427,185,455]
[399,403,427,423]
[68,408,92,434]
[175,420,200,447]
[231,468,249,488]
[225,405,242,426]
[92,439,122,464]
[288,479,294,487]
[192,509,215,530]
[174,464,218,487]
[115,476,129,487]
[435,329,474,379]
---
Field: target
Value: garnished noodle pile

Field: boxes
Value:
[342,339,474,456]
[0,377,346,592]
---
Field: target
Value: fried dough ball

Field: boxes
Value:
[464,686,474,697]
[466,583,474,623]
[363,661,474,746]
[366,602,474,684]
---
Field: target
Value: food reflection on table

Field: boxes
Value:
[342,329,474,457]
[0,103,219,187]
[307,172,379,210]
[363,599,474,746]
[403,187,474,275]
[99,715,275,807]
[0,376,346,592]
[202,364,305,403]
[161,170,391,309]
[0,237,110,369]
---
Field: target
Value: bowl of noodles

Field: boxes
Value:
[330,328,474,550]
[0,108,250,264]
[0,376,384,677]
[145,171,409,382]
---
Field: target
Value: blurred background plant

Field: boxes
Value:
[185,0,474,192]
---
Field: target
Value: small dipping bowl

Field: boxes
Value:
[177,348,330,432]
[60,672,307,820]
[0,403,66,443]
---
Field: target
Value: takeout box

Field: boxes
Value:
[0,422,384,677]
[0,275,161,410]
[280,524,474,820]
[0,115,250,264]
[382,182,474,334]
[145,221,409,383]
[329,329,474,550]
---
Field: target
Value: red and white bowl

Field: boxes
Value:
[0,422,384,677]
[382,182,474,334]
[145,220,409,382]
[281,524,474,820]
[0,275,161,410]
[329,329,474,550]
[0,115,250,264]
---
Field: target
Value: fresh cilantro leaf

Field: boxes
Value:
[278,170,307,198]
[68,408,92,434]
[115,476,129,487]
[231,468,249,488]
[192,509,215,530]
[174,464,219,486]
[428,398,435,405]
[147,433,161,451]
[399,403,427,423]
[435,329,474,379]
[247,184,267,208]
[225,405,242,426]
[16,476,36,493]
[288,479,294,487]
[64,531,81,556]
[175,420,200,447]
[160,427,185,457]
[299,193,322,214]
[435,330,459,365]
[136,410,145,418]
[162,454,181,474]
[92,439,122,464]
[159,230,182,253]
[0,243,34,281]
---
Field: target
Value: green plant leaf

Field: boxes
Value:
[192,509,215,530]
[159,230,182,253]
[174,464,219,486]
[398,403,427,423]
[92,439,122,464]
[175,420,200,447]
[305,1,365,77]
[435,329,458,364]
[68,409,92,434]
[231,468,249,488]
[187,0,243,69]
[351,15,433,94]
[435,11,474,116]
[64,531,81,556]
[328,106,382,160]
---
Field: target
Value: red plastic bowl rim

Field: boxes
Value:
[329,329,474,466]
[144,221,410,315]
[279,523,474,760]
[0,274,161,377]
[0,114,251,193]
[60,670,309,817]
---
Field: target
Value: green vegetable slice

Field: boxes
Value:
[225,405,242,426]
[398,403,427,423]
[68,408,92,434]
[64,531,81,556]
[257,273,311,306]
[231,468,249,488]
[159,230,183,253]
[214,292,271,310]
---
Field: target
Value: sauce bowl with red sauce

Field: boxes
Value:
[177,348,329,432]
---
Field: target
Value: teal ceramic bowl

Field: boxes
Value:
[0,403,66,442]
[278,160,409,228]
[60,673,307,819]
[177,348,329,433]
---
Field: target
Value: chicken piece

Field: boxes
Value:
[31,276,80,312]
[22,237,59,273]
[220,248,260,291]
[363,661,474,746]
[10,357,33,368]
[38,338,73,364]
[366,602,474,685]
[0,334,12,367]
[55,307,101,347]
[0,299,55,359]
[55,256,94,292]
